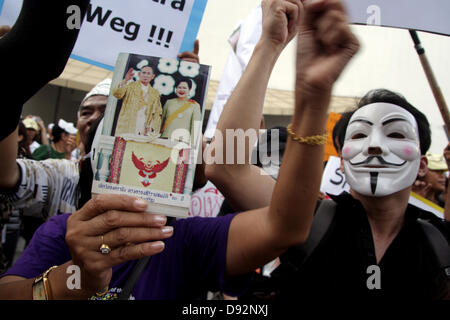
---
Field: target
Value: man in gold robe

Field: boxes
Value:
[113,65,162,136]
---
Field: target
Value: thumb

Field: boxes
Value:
[193,39,200,55]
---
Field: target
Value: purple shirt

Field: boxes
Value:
[2,213,245,300]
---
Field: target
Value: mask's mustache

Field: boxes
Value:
[349,156,406,167]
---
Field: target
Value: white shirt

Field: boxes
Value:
[0,159,80,219]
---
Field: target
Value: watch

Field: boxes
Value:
[32,266,58,300]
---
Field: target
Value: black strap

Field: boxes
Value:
[117,256,152,300]
[300,200,336,262]
[417,219,450,278]
[276,199,337,277]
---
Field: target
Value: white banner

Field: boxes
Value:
[0,0,208,70]
[204,5,262,139]
[343,0,450,36]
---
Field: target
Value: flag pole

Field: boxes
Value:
[409,29,450,138]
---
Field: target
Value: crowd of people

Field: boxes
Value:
[0,0,448,301]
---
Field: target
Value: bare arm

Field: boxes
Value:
[205,0,301,211]
[0,129,20,188]
[0,0,89,188]
[225,0,360,276]
[0,195,172,299]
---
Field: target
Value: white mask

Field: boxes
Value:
[342,103,421,197]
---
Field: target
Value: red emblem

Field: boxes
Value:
[131,152,169,187]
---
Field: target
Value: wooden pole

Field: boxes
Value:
[409,30,450,138]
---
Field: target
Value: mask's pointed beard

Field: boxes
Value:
[370,172,379,195]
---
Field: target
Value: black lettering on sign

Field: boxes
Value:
[148,25,174,48]
[152,0,186,12]
[85,4,141,41]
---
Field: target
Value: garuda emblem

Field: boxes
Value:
[131,152,169,187]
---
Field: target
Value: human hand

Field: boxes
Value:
[260,0,302,51]
[178,39,200,63]
[34,116,45,131]
[65,134,77,153]
[0,25,11,37]
[65,194,173,295]
[296,0,360,101]
[125,68,134,82]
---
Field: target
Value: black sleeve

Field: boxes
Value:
[0,0,90,141]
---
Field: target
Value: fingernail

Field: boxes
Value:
[154,215,167,224]
[151,241,165,250]
[134,199,148,210]
[161,226,173,235]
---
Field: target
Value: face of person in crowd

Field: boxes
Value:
[26,128,37,143]
[424,169,447,193]
[60,133,77,153]
[78,95,108,145]
[139,66,155,86]
[341,103,422,197]
[176,81,190,99]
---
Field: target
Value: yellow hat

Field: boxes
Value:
[23,118,39,131]
[426,152,448,171]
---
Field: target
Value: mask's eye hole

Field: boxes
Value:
[387,132,405,139]
[351,133,367,139]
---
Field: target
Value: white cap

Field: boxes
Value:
[58,119,78,135]
[81,78,112,105]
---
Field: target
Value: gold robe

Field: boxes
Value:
[160,98,201,145]
[113,81,162,136]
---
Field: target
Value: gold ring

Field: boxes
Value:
[99,235,111,254]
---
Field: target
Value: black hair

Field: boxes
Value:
[51,123,67,143]
[175,78,192,90]
[139,64,155,73]
[333,89,431,155]
[332,111,353,153]
[78,115,103,209]
[18,121,31,158]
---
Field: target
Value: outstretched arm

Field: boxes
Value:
[0,0,90,188]
[225,0,359,276]
[206,0,301,211]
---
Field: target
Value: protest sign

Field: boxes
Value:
[0,0,208,70]
[320,156,350,196]
[189,181,225,218]
[343,0,450,36]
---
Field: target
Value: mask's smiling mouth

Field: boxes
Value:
[349,155,406,167]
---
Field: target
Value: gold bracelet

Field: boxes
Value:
[32,265,58,300]
[286,124,328,145]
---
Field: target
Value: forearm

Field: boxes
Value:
[216,40,280,131]
[40,128,50,145]
[0,129,20,189]
[268,103,329,246]
[214,40,282,162]
[206,40,282,210]
[0,261,96,300]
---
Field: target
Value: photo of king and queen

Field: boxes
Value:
[94,54,210,198]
